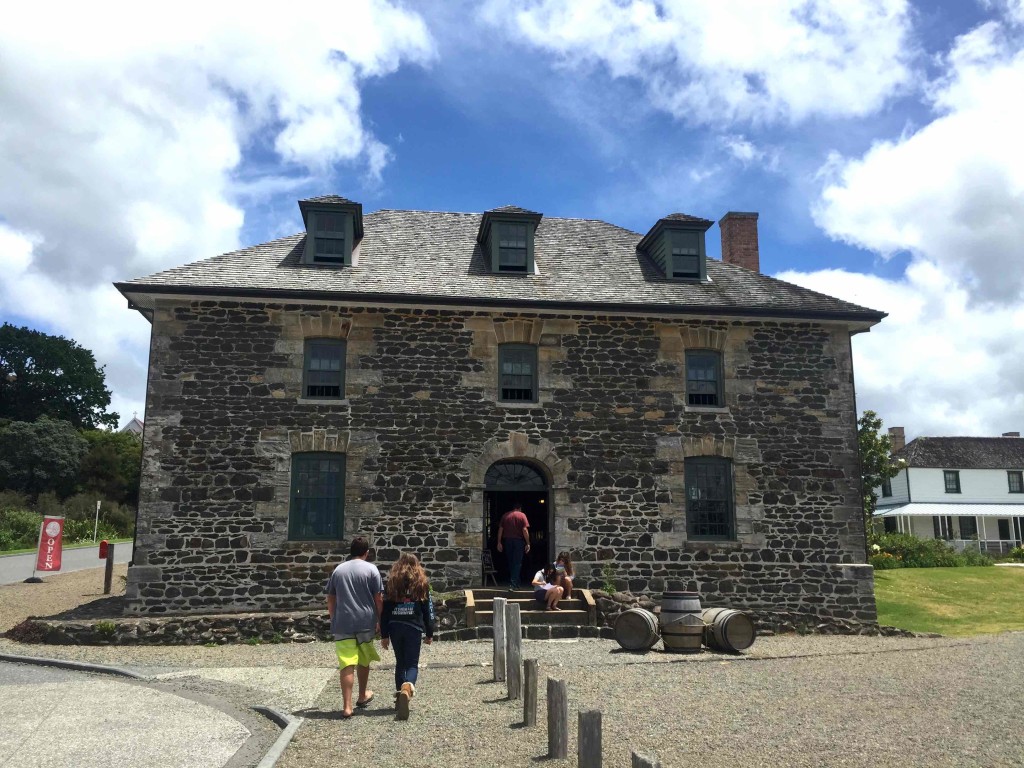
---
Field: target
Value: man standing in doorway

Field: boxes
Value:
[496,504,531,590]
[326,536,383,718]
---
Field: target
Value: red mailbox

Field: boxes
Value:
[98,540,109,559]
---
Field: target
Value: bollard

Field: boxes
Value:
[547,678,568,759]
[103,542,116,595]
[523,658,538,726]
[578,709,602,768]
[505,602,522,699]
[492,596,507,682]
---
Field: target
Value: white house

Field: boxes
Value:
[874,428,1024,554]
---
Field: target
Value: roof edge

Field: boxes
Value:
[114,282,887,323]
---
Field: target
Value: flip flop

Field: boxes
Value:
[355,693,374,708]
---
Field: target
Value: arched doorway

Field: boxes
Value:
[484,460,550,586]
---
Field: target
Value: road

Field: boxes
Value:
[0,659,268,768]
[0,543,134,585]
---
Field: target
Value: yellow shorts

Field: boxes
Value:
[334,638,380,669]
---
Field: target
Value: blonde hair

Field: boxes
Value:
[385,553,429,602]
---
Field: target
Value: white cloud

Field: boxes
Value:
[721,134,779,170]
[800,8,1024,437]
[478,0,916,124]
[778,261,1024,438]
[0,1,434,427]
[813,18,1024,304]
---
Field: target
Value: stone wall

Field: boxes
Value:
[127,300,874,626]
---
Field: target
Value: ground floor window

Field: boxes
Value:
[685,456,734,539]
[883,517,897,533]
[933,515,954,540]
[289,452,345,540]
[997,519,1011,540]
[958,516,978,539]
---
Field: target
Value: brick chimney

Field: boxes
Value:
[719,212,759,273]
[888,426,905,452]
[1002,431,1020,437]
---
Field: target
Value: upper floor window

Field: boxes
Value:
[298,196,362,267]
[499,344,538,403]
[303,339,345,399]
[685,456,734,540]
[943,470,961,494]
[289,452,345,540]
[637,214,713,282]
[670,231,701,279]
[478,207,542,275]
[497,223,529,273]
[1008,470,1023,493]
[881,478,892,498]
[686,350,723,407]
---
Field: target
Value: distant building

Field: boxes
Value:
[119,416,144,437]
[115,195,886,626]
[874,428,1024,554]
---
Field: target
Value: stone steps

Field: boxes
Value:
[465,588,597,629]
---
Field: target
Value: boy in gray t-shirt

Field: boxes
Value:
[325,538,383,717]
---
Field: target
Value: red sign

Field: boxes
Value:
[35,517,65,572]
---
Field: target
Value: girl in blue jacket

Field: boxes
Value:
[380,552,436,720]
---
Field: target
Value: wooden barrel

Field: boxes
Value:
[701,607,756,652]
[659,591,703,653]
[614,608,659,651]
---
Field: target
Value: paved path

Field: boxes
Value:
[0,544,133,585]
[0,659,252,768]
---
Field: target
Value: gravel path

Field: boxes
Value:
[4,570,1023,766]
[0,563,128,633]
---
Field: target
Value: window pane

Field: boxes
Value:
[499,345,536,402]
[685,458,733,538]
[316,213,346,233]
[944,471,960,493]
[958,516,977,539]
[686,352,721,406]
[1008,471,1023,493]
[290,453,343,540]
[497,223,528,272]
[305,341,345,398]
[315,237,346,257]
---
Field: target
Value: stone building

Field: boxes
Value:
[115,196,885,626]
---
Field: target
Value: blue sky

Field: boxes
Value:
[1,0,1023,439]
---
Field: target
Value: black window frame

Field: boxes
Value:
[957,516,978,539]
[498,343,538,403]
[289,452,345,541]
[496,222,529,273]
[1008,471,1023,493]
[881,477,893,498]
[943,470,961,494]
[684,456,735,541]
[670,230,702,279]
[302,338,346,400]
[997,519,1011,540]
[933,515,954,540]
[685,350,723,407]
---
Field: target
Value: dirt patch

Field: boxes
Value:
[0,565,127,633]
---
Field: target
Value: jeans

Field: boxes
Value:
[505,538,526,589]
[390,622,423,690]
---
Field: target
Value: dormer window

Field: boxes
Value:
[478,206,543,275]
[298,196,363,267]
[638,213,713,281]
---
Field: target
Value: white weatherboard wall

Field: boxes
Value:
[908,468,1024,503]
[875,468,910,507]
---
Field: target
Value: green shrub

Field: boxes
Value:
[873,533,994,568]
[1010,546,1024,563]
[0,508,44,550]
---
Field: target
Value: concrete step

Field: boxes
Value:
[474,608,591,626]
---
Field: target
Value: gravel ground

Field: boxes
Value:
[0,563,128,633]
[4,570,1023,767]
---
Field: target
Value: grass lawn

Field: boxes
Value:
[874,566,1024,636]
[0,538,133,557]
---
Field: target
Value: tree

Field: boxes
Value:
[0,418,89,498]
[0,323,118,430]
[858,410,904,527]
[78,430,142,506]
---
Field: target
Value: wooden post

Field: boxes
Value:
[505,602,522,699]
[492,596,507,682]
[631,752,662,768]
[547,677,568,759]
[523,658,538,726]
[103,543,115,595]
[578,709,602,768]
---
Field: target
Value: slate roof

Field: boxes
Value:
[300,195,358,205]
[895,437,1024,469]
[115,209,886,321]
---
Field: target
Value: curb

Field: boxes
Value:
[0,651,146,679]
[254,706,303,768]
